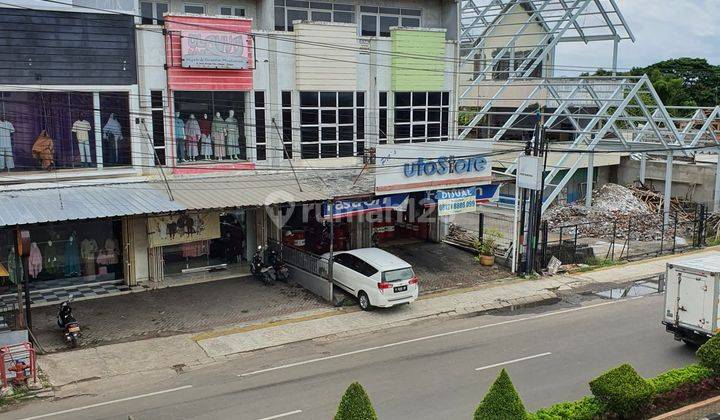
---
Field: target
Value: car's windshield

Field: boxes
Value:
[382,268,414,282]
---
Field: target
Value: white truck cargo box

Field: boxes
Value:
[663,254,720,344]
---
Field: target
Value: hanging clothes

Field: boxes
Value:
[71,119,93,164]
[102,114,123,164]
[211,115,227,158]
[80,238,98,276]
[7,250,21,284]
[31,130,54,170]
[28,242,43,278]
[103,238,119,265]
[44,242,61,274]
[198,117,213,158]
[185,117,201,159]
[64,235,81,277]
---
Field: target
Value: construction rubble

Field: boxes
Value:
[543,183,694,242]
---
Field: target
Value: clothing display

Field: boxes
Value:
[96,249,113,267]
[7,249,21,285]
[31,130,55,169]
[211,114,226,158]
[102,114,123,164]
[103,238,119,265]
[44,241,61,274]
[28,242,43,278]
[0,119,15,170]
[64,235,81,277]
[71,119,92,164]
[174,114,186,162]
[225,112,240,158]
[182,240,208,258]
[199,116,213,158]
[185,116,201,160]
[80,238,98,276]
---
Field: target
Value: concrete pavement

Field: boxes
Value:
[7,294,697,419]
[34,247,720,392]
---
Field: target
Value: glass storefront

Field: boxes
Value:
[172,91,247,163]
[0,220,124,295]
[162,210,248,275]
[0,91,132,172]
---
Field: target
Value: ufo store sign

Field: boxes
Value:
[375,141,492,195]
[181,30,251,70]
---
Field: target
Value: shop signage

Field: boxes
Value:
[375,141,492,195]
[517,155,544,191]
[323,194,409,219]
[147,211,221,248]
[181,30,251,70]
[423,184,501,207]
[437,187,477,216]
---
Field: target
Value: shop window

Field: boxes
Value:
[220,6,245,16]
[150,91,166,166]
[173,91,246,163]
[299,91,364,159]
[140,1,168,24]
[360,6,421,37]
[0,220,124,295]
[394,92,449,143]
[0,91,133,172]
[281,91,293,159]
[491,49,542,80]
[275,0,355,31]
[255,91,266,161]
[183,3,206,14]
[379,91,388,144]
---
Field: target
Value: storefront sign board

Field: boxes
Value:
[147,211,221,248]
[517,155,544,191]
[423,184,500,207]
[437,187,477,216]
[323,194,409,219]
[375,141,492,195]
[181,30,251,70]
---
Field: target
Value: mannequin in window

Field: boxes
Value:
[225,110,240,160]
[211,112,227,160]
[199,113,213,160]
[0,114,15,171]
[7,246,21,285]
[31,129,55,170]
[71,112,92,167]
[28,242,43,279]
[174,112,186,163]
[184,114,200,161]
[44,234,61,275]
[102,113,123,165]
[64,232,81,277]
[80,236,98,277]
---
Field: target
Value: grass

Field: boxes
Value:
[576,258,625,273]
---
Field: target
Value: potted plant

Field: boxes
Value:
[474,229,502,266]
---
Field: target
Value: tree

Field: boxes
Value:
[474,369,527,420]
[334,382,378,420]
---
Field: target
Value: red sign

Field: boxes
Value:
[180,31,251,70]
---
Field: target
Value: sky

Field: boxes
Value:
[555,0,720,74]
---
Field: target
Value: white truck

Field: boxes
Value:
[662,255,720,345]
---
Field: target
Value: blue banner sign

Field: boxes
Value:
[424,184,500,206]
[323,194,409,219]
[436,187,477,216]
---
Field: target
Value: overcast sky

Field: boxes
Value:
[555,0,720,74]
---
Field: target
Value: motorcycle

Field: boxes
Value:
[250,246,275,285]
[268,248,291,283]
[57,295,81,348]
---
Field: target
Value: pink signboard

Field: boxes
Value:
[180,30,251,70]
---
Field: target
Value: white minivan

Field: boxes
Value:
[326,248,419,310]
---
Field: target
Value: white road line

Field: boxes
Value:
[256,409,303,420]
[16,385,193,420]
[239,297,638,377]
[474,352,552,372]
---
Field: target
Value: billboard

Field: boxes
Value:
[147,211,221,247]
[181,30,251,70]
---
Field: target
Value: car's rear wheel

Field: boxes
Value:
[358,291,371,311]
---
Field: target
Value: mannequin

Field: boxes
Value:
[102,113,123,164]
[7,246,21,284]
[199,113,212,159]
[184,114,200,160]
[28,242,43,279]
[225,110,240,160]
[64,233,81,277]
[31,129,54,170]
[211,112,227,160]
[174,112,186,163]
[80,236,98,277]
[71,113,92,166]
[0,114,15,171]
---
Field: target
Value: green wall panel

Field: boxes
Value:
[391,29,446,91]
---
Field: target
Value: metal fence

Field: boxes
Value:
[537,205,708,269]
[267,239,330,278]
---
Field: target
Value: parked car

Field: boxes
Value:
[323,248,419,310]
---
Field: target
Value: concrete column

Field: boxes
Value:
[585,152,594,207]
[714,158,720,212]
[640,153,646,184]
[664,154,673,225]
[93,92,103,169]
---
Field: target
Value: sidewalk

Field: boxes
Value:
[37,247,720,393]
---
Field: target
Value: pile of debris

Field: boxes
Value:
[543,183,673,241]
[446,223,479,249]
[628,183,697,222]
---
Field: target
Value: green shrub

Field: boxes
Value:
[588,364,654,418]
[474,369,528,420]
[531,397,605,420]
[334,382,377,420]
[648,364,713,394]
[698,335,720,372]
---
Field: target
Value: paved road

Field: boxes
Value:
[8,293,696,420]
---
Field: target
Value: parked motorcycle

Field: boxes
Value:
[250,246,275,285]
[268,248,291,283]
[57,295,81,348]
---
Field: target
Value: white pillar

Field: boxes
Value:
[585,152,594,207]
[664,154,673,225]
[640,153,646,184]
[93,92,103,169]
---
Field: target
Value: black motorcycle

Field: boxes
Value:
[57,296,81,348]
[250,246,275,285]
[267,248,291,283]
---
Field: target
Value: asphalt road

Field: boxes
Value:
[7,293,697,420]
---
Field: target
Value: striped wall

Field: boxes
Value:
[391,28,446,91]
[295,22,358,91]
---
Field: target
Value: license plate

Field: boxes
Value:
[393,285,407,293]
[68,326,80,332]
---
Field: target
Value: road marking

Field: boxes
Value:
[475,352,552,372]
[239,297,638,377]
[256,409,303,420]
[16,385,193,420]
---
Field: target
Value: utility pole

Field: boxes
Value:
[524,111,544,275]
